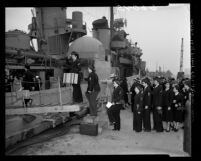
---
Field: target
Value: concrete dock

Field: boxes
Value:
[6,105,189,156]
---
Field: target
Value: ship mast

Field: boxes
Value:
[110,7,114,55]
[180,38,184,72]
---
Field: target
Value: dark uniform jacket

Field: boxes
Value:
[66,59,82,83]
[120,79,128,93]
[134,92,143,112]
[162,88,173,107]
[172,93,184,110]
[23,70,34,90]
[112,85,124,104]
[183,89,190,105]
[143,86,151,107]
[66,59,81,73]
[152,84,163,107]
[86,72,100,92]
[130,83,137,104]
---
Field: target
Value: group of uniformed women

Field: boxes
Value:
[108,76,191,133]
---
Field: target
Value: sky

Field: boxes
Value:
[5,5,190,76]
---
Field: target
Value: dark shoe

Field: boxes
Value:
[112,128,117,131]
[110,122,115,126]
[69,112,76,117]
[136,130,142,133]
[173,128,178,132]
[144,129,151,132]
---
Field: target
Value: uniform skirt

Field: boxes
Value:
[164,106,173,122]
[72,84,83,103]
[173,108,183,122]
[133,110,143,132]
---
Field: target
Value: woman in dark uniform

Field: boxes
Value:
[152,77,164,132]
[162,80,174,132]
[133,82,144,132]
[120,77,129,109]
[66,52,83,103]
[142,77,152,132]
[172,85,184,131]
[181,79,191,126]
[130,78,140,112]
[85,65,100,116]
[109,78,124,131]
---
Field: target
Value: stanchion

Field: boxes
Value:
[38,80,41,106]
[10,83,14,104]
[58,77,63,108]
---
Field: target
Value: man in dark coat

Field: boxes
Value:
[133,82,144,132]
[22,64,34,107]
[142,77,152,132]
[66,52,83,103]
[85,65,100,116]
[152,77,164,132]
[22,64,34,91]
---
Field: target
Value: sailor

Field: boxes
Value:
[85,65,100,116]
[120,77,129,109]
[130,78,140,112]
[141,77,152,132]
[104,73,117,125]
[182,79,191,120]
[152,77,164,132]
[133,82,144,132]
[172,85,184,131]
[162,80,174,132]
[183,79,191,105]
[109,78,124,131]
[66,51,83,103]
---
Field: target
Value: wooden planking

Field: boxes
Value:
[6,104,80,115]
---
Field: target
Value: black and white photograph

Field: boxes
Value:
[5,5,192,156]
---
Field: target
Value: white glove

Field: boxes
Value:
[157,106,162,110]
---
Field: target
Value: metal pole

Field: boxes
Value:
[110,7,114,56]
[58,77,63,108]
[38,79,41,106]
[10,83,14,104]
